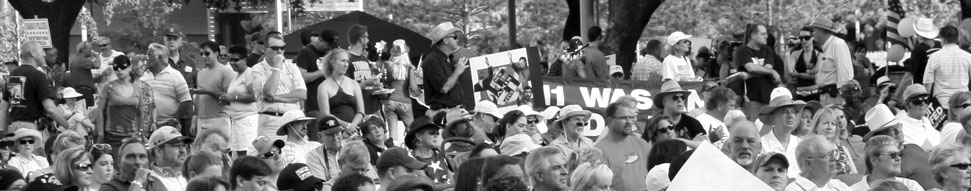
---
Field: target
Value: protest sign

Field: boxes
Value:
[23,18,52,48]
[668,142,774,191]
[467,48,542,113]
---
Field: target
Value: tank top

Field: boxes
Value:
[329,79,358,122]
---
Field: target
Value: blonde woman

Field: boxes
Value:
[810,107,857,175]
[317,49,365,130]
[571,162,613,191]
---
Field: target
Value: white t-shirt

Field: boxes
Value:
[661,54,696,81]
[282,140,322,164]
[695,113,729,147]
[847,176,924,191]
[761,129,802,177]
[895,112,941,151]
[95,50,125,82]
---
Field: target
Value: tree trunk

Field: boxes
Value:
[605,0,665,79]
[9,0,86,66]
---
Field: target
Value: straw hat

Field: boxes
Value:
[914,17,940,39]
[653,80,692,109]
[428,22,462,46]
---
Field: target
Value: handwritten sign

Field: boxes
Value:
[23,19,52,48]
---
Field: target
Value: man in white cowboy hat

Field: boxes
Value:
[422,22,469,117]
[908,17,941,85]
[758,87,806,177]
[276,110,320,165]
[662,31,698,81]
[735,24,783,121]
[654,80,707,147]
[808,19,854,107]
[549,105,594,157]
[923,25,971,109]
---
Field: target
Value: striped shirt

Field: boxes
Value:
[251,60,306,113]
[140,66,192,125]
[924,44,971,109]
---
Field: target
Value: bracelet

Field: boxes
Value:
[131,180,143,188]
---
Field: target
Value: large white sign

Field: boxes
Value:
[23,19,52,48]
[303,0,363,12]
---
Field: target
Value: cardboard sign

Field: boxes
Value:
[23,19,52,48]
[668,142,775,191]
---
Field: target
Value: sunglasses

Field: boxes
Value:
[91,143,112,151]
[799,36,812,40]
[99,44,109,48]
[957,103,971,109]
[908,95,931,105]
[201,51,212,57]
[19,139,34,145]
[74,163,93,171]
[670,93,686,101]
[951,163,971,170]
[874,151,902,159]
[269,46,286,51]
[527,118,539,124]
[113,64,131,71]
[575,121,589,127]
[260,151,279,160]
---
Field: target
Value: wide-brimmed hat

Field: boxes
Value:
[473,100,503,119]
[760,87,805,115]
[863,104,901,141]
[551,105,591,131]
[276,110,315,136]
[914,17,940,39]
[147,126,193,149]
[61,87,83,99]
[666,31,692,46]
[653,80,693,109]
[517,105,542,118]
[540,106,561,122]
[405,120,442,149]
[808,19,838,34]
[428,22,462,46]
[11,128,41,142]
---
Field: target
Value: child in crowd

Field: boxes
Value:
[58,87,93,137]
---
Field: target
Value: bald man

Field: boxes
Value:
[727,120,762,171]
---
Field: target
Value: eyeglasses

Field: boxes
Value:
[951,163,971,170]
[806,150,839,162]
[269,46,286,51]
[19,139,35,145]
[201,51,212,57]
[907,95,932,105]
[873,151,902,159]
[112,64,130,71]
[74,163,93,171]
[799,36,812,40]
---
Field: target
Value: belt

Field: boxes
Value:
[259,112,285,116]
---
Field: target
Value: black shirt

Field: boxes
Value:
[3,66,53,122]
[245,53,262,67]
[363,139,395,165]
[793,49,817,87]
[908,43,937,84]
[294,45,326,112]
[673,113,706,140]
[422,49,465,110]
[733,45,777,103]
[345,53,382,114]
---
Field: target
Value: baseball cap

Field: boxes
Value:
[147,126,192,149]
[376,147,428,171]
[164,27,183,37]
[314,116,345,135]
[752,152,789,172]
[902,84,929,100]
[252,136,285,156]
[277,163,325,191]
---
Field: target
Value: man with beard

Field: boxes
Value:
[595,101,651,191]
[145,126,193,191]
[728,120,762,170]
[525,146,570,191]
[100,138,151,191]
[758,87,806,177]
[786,135,851,191]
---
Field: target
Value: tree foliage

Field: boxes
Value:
[97,0,183,53]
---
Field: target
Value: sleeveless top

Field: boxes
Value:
[104,80,155,138]
[794,50,817,87]
[329,79,358,122]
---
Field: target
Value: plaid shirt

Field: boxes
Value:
[632,55,663,81]
[924,44,971,107]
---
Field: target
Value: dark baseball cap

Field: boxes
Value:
[277,163,324,191]
[376,147,428,170]
[319,30,339,46]
[164,27,183,37]
[314,116,345,135]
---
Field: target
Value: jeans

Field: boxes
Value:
[383,100,413,144]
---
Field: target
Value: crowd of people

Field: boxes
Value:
[0,8,968,191]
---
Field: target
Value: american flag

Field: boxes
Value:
[887,0,909,49]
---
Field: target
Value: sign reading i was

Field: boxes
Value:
[23,18,52,48]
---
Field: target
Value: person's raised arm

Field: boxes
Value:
[262,55,283,98]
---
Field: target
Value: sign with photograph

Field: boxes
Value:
[468,48,535,113]
[23,18,52,48]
